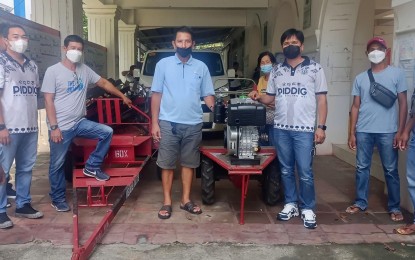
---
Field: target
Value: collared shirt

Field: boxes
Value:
[0,52,39,134]
[266,56,328,132]
[352,65,407,133]
[151,54,215,125]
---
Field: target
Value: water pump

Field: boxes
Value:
[215,99,266,165]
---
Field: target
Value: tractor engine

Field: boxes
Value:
[216,101,266,165]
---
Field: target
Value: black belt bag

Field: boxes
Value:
[367,69,397,108]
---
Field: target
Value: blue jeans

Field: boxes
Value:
[274,129,315,210]
[354,132,400,212]
[0,132,38,213]
[48,119,113,203]
[406,134,415,223]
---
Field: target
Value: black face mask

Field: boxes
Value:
[176,47,192,58]
[283,45,301,59]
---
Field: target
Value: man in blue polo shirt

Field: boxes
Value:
[151,26,215,219]
[250,28,328,229]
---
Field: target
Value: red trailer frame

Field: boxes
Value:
[200,146,276,224]
[70,98,152,260]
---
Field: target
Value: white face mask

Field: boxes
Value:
[368,50,386,64]
[66,49,82,63]
[9,39,28,54]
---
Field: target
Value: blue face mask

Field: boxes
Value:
[260,64,273,74]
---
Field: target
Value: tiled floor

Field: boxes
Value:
[1,149,415,247]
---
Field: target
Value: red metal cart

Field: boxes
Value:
[200,146,277,225]
[70,98,152,260]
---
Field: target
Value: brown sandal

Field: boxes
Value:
[390,212,404,222]
[345,205,362,214]
[394,224,415,235]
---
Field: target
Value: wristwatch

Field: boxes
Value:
[0,124,6,131]
[317,125,327,131]
[50,125,59,130]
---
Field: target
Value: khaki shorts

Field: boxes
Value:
[156,120,203,169]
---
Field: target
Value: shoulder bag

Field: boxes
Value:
[367,69,397,108]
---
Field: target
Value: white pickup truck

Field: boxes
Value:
[136,49,228,132]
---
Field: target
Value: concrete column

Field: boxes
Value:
[31,0,83,47]
[318,0,362,155]
[118,21,137,81]
[84,4,121,79]
[244,11,264,78]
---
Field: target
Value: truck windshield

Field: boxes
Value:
[143,51,224,77]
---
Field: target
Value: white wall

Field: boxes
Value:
[31,0,83,49]
[392,0,415,96]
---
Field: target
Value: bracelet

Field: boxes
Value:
[0,124,6,131]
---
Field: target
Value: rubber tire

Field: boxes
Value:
[201,156,215,205]
[64,151,74,183]
[262,159,282,206]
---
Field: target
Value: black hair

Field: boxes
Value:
[280,28,304,46]
[174,26,194,41]
[257,51,276,67]
[0,24,26,38]
[64,35,84,48]
[129,65,136,71]
[0,23,8,37]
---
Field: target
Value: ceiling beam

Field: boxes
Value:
[139,28,231,40]
[114,0,268,9]
[375,9,394,19]
[135,9,248,27]
[141,34,230,46]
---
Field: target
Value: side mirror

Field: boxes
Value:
[227,69,236,78]
[133,68,141,79]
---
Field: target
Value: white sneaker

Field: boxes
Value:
[277,203,299,221]
[301,209,317,229]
